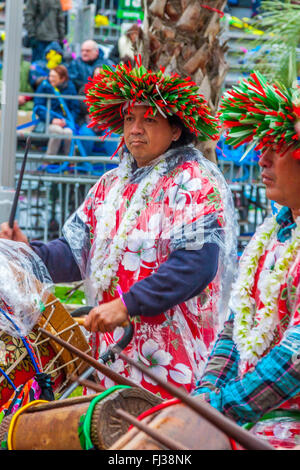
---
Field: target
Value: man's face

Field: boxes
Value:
[81,43,99,62]
[259,145,300,210]
[123,105,182,167]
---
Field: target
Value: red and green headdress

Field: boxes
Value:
[84,57,220,145]
[219,71,300,160]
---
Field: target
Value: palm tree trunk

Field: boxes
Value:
[142,0,228,164]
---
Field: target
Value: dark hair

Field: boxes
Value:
[52,65,69,81]
[167,114,197,148]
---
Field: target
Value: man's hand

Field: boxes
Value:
[0,221,29,245]
[83,298,129,333]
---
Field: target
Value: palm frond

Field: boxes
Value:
[241,0,300,87]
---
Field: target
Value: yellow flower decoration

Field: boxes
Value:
[95,14,110,27]
[46,50,63,69]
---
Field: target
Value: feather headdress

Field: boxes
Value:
[84,56,220,146]
[219,71,300,160]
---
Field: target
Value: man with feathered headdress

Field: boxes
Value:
[0,59,236,398]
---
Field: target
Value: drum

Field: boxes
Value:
[110,401,232,450]
[0,386,162,450]
[0,291,90,407]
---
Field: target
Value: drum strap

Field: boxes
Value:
[0,367,17,391]
[7,399,48,450]
[78,385,131,450]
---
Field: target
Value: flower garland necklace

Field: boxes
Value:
[232,214,300,367]
[90,152,167,302]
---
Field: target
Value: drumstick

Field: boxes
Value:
[73,317,85,326]
[73,316,129,328]
[71,376,106,393]
[65,281,84,299]
[9,136,31,228]
[116,409,188,451]
[116,350,274,451]
[38,327,139,390]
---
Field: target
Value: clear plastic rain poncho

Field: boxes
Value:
[242,254,300,449]
[0,240,52,337]
[63,145,238,396]
[235,218,300,449]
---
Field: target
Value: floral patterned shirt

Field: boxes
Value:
[77,147,234,398]
[194,207,300,447]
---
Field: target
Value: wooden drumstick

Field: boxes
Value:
[116,409,188,451]
[38,327,138,389]
[73,317,85,326]
[9,136,31,228]
[73,316,129,328]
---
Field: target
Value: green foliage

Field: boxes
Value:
[55,386,83,400]
[54,285,86,305]
[244,0,300,87]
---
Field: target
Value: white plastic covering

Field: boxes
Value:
[63,146,238,392]
[0,240,52,337]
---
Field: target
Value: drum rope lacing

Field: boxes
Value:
[31,299,92,395]
[0,299,54,401]
[0,296,90,400]
[0,302,41,374]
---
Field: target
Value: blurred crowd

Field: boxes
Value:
[226,0,262,17]
[0,0,145,158]
[0,0,261,158]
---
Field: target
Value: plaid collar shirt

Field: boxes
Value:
[193,207,300,427]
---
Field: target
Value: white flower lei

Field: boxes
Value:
[232,214,300,367]
[90,153,167,301]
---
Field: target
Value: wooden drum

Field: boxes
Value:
[110,401,232,450]
[1,387,162,450]
[0,291,90,407]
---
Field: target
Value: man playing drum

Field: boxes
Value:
[193,72,300,449]
[0,59,236,398]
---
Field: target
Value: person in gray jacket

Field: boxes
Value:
[67,39,114,92]
[24,0,65,62]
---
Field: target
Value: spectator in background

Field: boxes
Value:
[29,41,64,90]
[34,65,79,156]
[24,0,65,62]
[67,40,114,92]
[109,24,144,65]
